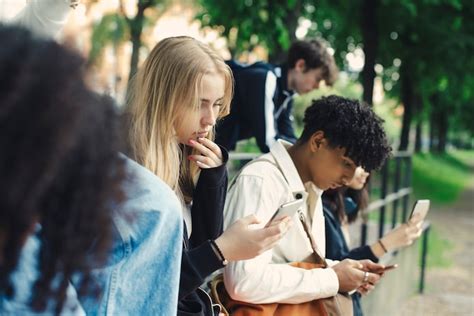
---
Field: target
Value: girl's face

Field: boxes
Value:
[348,166,370,190]
[175,72,225,144]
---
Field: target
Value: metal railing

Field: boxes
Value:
[228,150,431,294]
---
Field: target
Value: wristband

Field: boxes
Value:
[210,239,228,266]
[378,239,388,253]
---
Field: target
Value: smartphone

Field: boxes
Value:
[409,200,430,221]
[373,264,398,274]
[265,199,304,227]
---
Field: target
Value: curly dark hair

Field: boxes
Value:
[299,95,392,172]
[287,39,339,85]
[0,25,125,313]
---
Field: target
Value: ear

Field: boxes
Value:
[309,131,325,152]
[295,58,306,72]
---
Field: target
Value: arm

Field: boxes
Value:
[323,207,379,263]
[179,240,223,300]
[12,0,73,39]
[276,98,297,143]
[370,217,424,257]
[189,146,228,247]
[223,174,339,304]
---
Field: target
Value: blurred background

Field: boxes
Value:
[1,1,473,315]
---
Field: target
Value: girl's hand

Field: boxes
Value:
[215,214,292,262]
[188,138,223,169]
[380,218,423,252]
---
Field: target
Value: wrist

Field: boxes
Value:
[214,236,232,262]
[210,239,228,266]
[378,238,389,253]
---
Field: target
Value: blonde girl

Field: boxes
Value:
[128,36,291,316]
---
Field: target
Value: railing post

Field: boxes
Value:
[378,163,388,238]
[419,223,430,293]
[392,157,401,228]
[402,156,412,221]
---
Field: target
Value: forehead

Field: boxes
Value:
[326,145,354,163]
[305,67,324,77]
[199,72,225,101]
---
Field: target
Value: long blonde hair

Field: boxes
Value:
[128,36,233,203]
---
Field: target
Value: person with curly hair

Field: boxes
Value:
[0,24,124,314]
[0,25,184,315]
[222,95,393,311]
[215,39,339,153]
[323,167,423,316]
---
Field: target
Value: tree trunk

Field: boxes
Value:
[414,93,423,152]
[128,6,146,84]
[399,64,414,151]
[428,94,438,152]
[361,0,378,106]
[436,108,448,153]
[414,120,422,152]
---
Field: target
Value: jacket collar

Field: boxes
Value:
[269,140,323,200]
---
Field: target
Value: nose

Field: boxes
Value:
[202,106,217,127]
[342,167,356,185]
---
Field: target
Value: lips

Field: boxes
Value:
[196,132,208,138]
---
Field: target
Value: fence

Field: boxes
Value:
[228,150,431,293]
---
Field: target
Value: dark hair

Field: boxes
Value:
[287,39,339,85]
[299,95,392,172]
[323,182,370,224]
[0,25,125,313]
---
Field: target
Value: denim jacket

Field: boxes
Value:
[0,228,85,315]
[75,156,183,315]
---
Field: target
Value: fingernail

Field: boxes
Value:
[188,156,194,161]
[188,139,195,145]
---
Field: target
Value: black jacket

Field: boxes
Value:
[322,197,379,316]
[178,147,229,316]
[215,61,296,153]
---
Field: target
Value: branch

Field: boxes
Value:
[119,0,132,24]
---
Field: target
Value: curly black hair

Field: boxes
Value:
[0,25,125,313]
[299,95,392,172]
[287,39,339,85]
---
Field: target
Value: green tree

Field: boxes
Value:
[89,0,170,88]
[196,0,309,62]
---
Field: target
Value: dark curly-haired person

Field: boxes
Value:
[0,24,125,314]
[0,24,184,316]
[222,95,392,312]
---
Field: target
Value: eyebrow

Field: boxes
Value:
[200,97,224,103]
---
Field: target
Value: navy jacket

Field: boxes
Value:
[323,196,378,316]
[178,147,229,316]
[215,61,296,153]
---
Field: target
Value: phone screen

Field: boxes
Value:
[409,199,430,221]
[265,199,304,227]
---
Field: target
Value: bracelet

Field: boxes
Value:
[378,239,388,253]
[210,239,228,266]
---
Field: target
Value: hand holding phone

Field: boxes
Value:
[265,199,304,227]
[409,200,430,222]
[372,264,398,274]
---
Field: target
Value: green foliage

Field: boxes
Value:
[89,13,128,65]
[196,0,311,59]
[412,150,473,204]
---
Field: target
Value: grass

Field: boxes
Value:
[425,226,454,268]
[412,150,474,204]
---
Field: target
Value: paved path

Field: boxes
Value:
[399,176,474,315]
